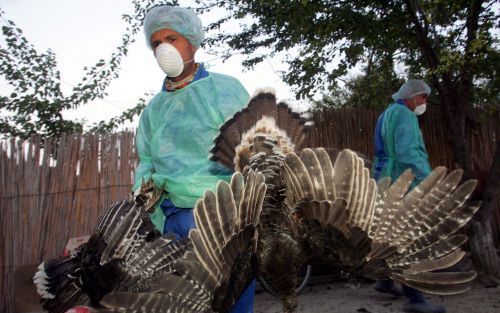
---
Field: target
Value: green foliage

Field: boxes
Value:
[313,55,405,110]
[0,1,175,139]
[0,14,81,138]
[87,94,151,133]
[195,0,498,108]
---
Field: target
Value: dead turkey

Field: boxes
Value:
[33,184,191,313]
[95,90,480,313]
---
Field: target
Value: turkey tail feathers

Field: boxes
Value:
[210,91,309,171]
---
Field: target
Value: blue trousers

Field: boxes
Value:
[161,199,255,313]
[376,279,426,303]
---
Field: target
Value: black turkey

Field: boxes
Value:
[95,90,480,313]
[33,183,191,313]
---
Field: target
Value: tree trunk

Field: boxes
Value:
[469,221,500,285]
[404,0,497,278]
[468,126,500,285]
[476,126,500,224]
[403,0,472,173]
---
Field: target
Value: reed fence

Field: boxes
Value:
[1,132,137,313]
[0,107,498,313]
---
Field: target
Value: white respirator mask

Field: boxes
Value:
[414,103,427,116]
[155,43,192,77]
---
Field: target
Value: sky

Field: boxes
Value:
[0,0,302,129]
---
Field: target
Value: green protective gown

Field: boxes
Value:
[134,72,249,230]
[373,102,432,188]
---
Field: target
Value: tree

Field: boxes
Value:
[312,60,405,110]
[195,0,499,280]
[0,0,176,138]
[199,1,498,107]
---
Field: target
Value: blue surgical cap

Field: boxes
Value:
[143,6,204,49]
[392,79,431,101]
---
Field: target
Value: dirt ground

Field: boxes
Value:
[253,280,500,313]
[11,265,500,313]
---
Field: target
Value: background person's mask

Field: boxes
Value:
[155,43,187,77]
[414,103,427,116]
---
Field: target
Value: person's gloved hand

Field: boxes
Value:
[131,180,164,212]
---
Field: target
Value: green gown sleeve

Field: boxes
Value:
[133,105,154,191]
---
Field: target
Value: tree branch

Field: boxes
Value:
[460,0,484,103]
